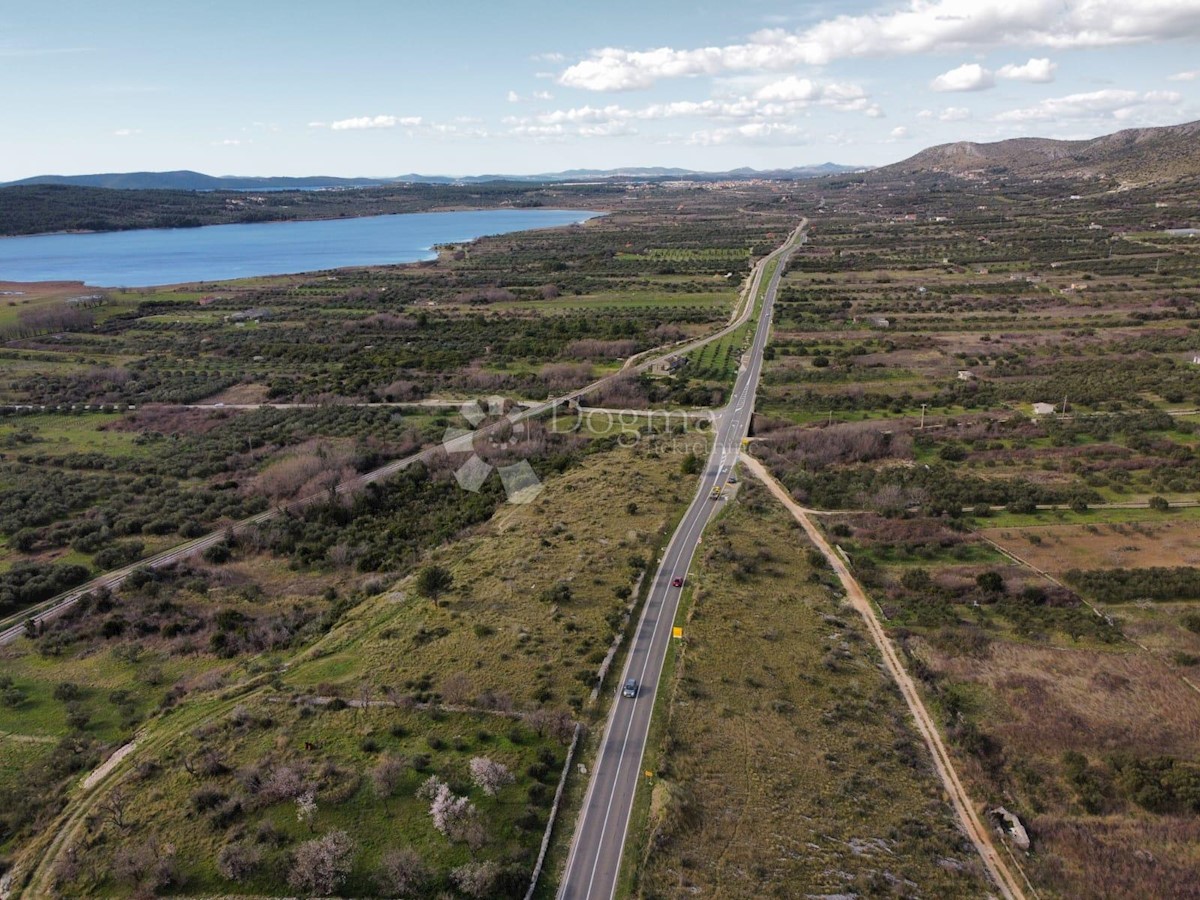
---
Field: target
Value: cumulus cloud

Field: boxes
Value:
[995,88,1181,123]
[685,122,807,146]
[997,57,1057,82]
[558,0,1200,90]
[323,115,423,130]
[1168,70,1199,81]
[931,63,995,92]
[889,126,910,139]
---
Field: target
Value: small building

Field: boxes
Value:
[1032,402,1057,416]
[1191,355,1200,366]
[652,355,686,375]
[868,316,891,329]
[957,370,974,381]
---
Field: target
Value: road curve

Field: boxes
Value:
[556,222,806,900]
[0,225,805,647]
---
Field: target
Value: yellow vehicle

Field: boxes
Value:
[709,485,722,500]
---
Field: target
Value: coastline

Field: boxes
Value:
[0,207,606,289]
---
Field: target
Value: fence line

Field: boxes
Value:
[525,722,582,900]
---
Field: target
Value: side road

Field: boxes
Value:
[740,454,1031,900]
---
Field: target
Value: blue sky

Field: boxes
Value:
[4,0,1200,178]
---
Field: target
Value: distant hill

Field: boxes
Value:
[0,171,389,191]
[877,119,1200,182]
[2,163,865,191]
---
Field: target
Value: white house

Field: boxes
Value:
[1032,402,1057,416]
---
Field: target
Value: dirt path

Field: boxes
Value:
[79,740,137,792]
[741,455,1030,900]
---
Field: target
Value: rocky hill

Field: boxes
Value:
[879,120,1200,182]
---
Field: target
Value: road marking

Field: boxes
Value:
[558,220,806,900]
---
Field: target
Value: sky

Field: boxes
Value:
[4,0,1200,179]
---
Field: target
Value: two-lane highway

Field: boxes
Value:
[558,222,805,900]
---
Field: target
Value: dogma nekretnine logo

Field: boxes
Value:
[441,396,543,504]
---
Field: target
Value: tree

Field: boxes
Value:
[415,565,453,607]
[1149,495,1170,511]
[216,842,262,882]
[976,571,1005,594]
[680,452,700,475]
[370,754,407,810]
[419,776,477,842]
[289,830,357,896]
[451,860,500,898]
[375,847,429,898]
[295,789,317,832]
[469,756,515,796]
[101,786,130,830]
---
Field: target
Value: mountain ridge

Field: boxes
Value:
[877,119,1200,181]
[2,163,864,191]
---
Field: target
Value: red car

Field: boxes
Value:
[671,577,684,588]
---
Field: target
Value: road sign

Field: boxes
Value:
[672,626,683,639]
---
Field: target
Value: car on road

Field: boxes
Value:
[671,577,684,588]
[622,678,638,698]
[710,485,722,500]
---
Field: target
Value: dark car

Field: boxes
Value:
[671,577,684,588]
[622,678,638,698]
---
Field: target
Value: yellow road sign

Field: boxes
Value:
[672,626,683,639]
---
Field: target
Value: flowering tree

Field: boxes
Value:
[417,775,477,841]
[469,756,514,796]
[289,830,356,896]
[295,790,317,832]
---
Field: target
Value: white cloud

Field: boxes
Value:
[889,126,910,139]
[995,88,1181,123]
[558,0,1200,91]
[112,128,141,137]
[996,57,1057,82]
[1168,70,1199,81]
[685,122,807,146]
[508,76,878,139]
[506,90,521,103]
[324,115,423,131]
[931,63,995,92]
[533,90,554,101]
[940,106,972,121]
[213,138,249,146]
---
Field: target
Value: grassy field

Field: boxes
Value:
[55,699,564,897]
[1,430,705,893]
[627,481,992,898]
[282,431,705,714]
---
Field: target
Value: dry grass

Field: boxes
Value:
[983,520,1200,575]
[933,641,1200,759]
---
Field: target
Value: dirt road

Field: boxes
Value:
[741,454,1029,900]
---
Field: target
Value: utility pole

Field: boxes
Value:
[920,403,928,429]
[1062,395,1068,416]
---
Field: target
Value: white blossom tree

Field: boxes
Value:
[289,830,356,896]
[469,756,514,796]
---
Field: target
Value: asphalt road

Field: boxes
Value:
[0,224,804,647]
[557,222,805,900]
